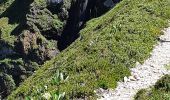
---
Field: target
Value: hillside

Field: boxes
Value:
[7,0,170,99]
[0,0,170,99]
[0,0,117,98]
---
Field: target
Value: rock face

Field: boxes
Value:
[58,0,121,50]
[16,30,59,64]
[0,0,66,98]
[47,0,63,5]
[26,3,64,35]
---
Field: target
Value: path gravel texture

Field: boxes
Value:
[97,26,170,100]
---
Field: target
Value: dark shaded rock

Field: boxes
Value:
[17,30,59,64]
[58,0,121,50]
[0,73,16,99]
[0,58,40,98]
[26,4,63,34]
[104,0,114,7]
[47,0,63,5]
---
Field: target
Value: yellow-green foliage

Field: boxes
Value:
[8,0,170,99]
[165,63,170,70]
[0,0,15,15]
[0,17,17,46]
[34,0,47,6]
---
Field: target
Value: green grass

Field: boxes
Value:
[135,75,170,100]
[0,17,17,46]
[8,0,170,99]
[165,63,170,70]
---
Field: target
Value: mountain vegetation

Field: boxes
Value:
[0,0,170,99]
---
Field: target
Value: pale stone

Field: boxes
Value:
[124,76,128,82]
[129,76,136,81]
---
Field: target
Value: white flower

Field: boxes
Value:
[44,85,48,90]
[43,93,51,100]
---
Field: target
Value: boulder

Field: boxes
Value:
[17,30,59,64]
[0,73,16,98]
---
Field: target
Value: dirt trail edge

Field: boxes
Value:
[97,24,170,100]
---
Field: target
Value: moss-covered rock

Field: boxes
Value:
[26,3,63,34]
[16,30,59,64]
[0,58,40,98]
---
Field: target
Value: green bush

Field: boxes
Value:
[24,70,67,100]
[135,89,149,100]
[0,17,17,46]
[155,75,170,91]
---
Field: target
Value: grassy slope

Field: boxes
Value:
[8,0,170,99]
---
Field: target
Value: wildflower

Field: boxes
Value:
[43,93,51,100]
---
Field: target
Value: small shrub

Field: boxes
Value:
[155,75,170,91]
[24,70,68,100]
[0,17,17,46]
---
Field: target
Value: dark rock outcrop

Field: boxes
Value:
[0,73,16,99]
[47,0,63,5]
[16,30,59,64]
[58,0,121,50]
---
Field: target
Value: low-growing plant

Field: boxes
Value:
[51,70,69,85]
[155,75,170,91]
[25,70,68,100]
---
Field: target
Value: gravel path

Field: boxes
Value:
[97,26,170,100]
